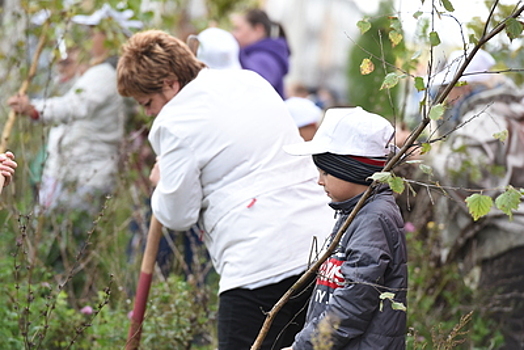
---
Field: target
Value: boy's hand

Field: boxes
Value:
[0,151,17,187]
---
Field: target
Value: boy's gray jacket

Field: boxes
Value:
[293,186,407,350]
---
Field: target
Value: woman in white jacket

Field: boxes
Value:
[117,30,333,350]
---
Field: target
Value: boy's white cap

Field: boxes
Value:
[285,97,322,128]
[197,27,241,70]
[283,107,394,157]
[431,49,495,87]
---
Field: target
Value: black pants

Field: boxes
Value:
[218,273,314,350]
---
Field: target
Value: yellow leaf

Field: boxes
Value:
[360,58,375,75]
[389,30,403,47]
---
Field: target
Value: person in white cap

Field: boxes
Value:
[284,97,322,141]
[282,107,407,350]
[428,49,524,348]
[117,29,333,350]
[194,27,242,70]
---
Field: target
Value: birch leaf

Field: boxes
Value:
[360,58,375,75]
[380,73,399,90]
[465,194,493,221]
[357,19,371,34]
[495,186,521,220]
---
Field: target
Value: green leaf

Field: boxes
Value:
[429,103,446,120]
[465,193,493,221]
[360,58,375,75]
[388,176,405,194]
[506,18,523,41]
[379,292,395,300]
[391,301,407,312]
[389,30,403,47]
[413,11,423,19]
[419,164,433,175]
[469,34,479,45]
[380,73,399,90]
[389,16,401,31]
[357,19,371,34]
[440,0,455,12]
[379,292,406,312]
[493,129,508,143]
[414,76,425,91]
[420,143,431,155]
[495,186,521,220]
[369,172,392,183]
[429,31,441,47]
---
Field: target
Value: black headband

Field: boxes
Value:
[313,153,386,185]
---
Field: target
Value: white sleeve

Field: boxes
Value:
[33,65,116,124]
[150,126,203,231]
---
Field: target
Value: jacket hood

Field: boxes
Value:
[240,37,290,74]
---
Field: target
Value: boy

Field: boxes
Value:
[283,107,407,350]
[116,30,333,350]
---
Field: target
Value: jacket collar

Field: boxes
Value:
[328,185,391,214]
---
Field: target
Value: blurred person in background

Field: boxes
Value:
[8,4,141,217]
[231,8,290,99]
[430,49,524,349]
[284,96,322,141]
[7,5,142,302]
[194,27,242,70]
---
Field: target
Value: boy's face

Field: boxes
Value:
[317,169,368,203]
[135,80,180,117]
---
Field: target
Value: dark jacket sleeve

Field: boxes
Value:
[293,213,393,350]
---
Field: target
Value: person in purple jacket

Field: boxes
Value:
[231,8,290,99]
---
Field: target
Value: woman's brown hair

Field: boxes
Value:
[117,30,206,98]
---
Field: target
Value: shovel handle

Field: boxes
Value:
[126,215,163,350]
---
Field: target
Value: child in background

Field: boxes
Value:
[283,107,407,350]
[195,27,242,70]
[284,96,322,141]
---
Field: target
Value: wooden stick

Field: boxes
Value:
[0,22,49,191]
[126,215,163,350]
